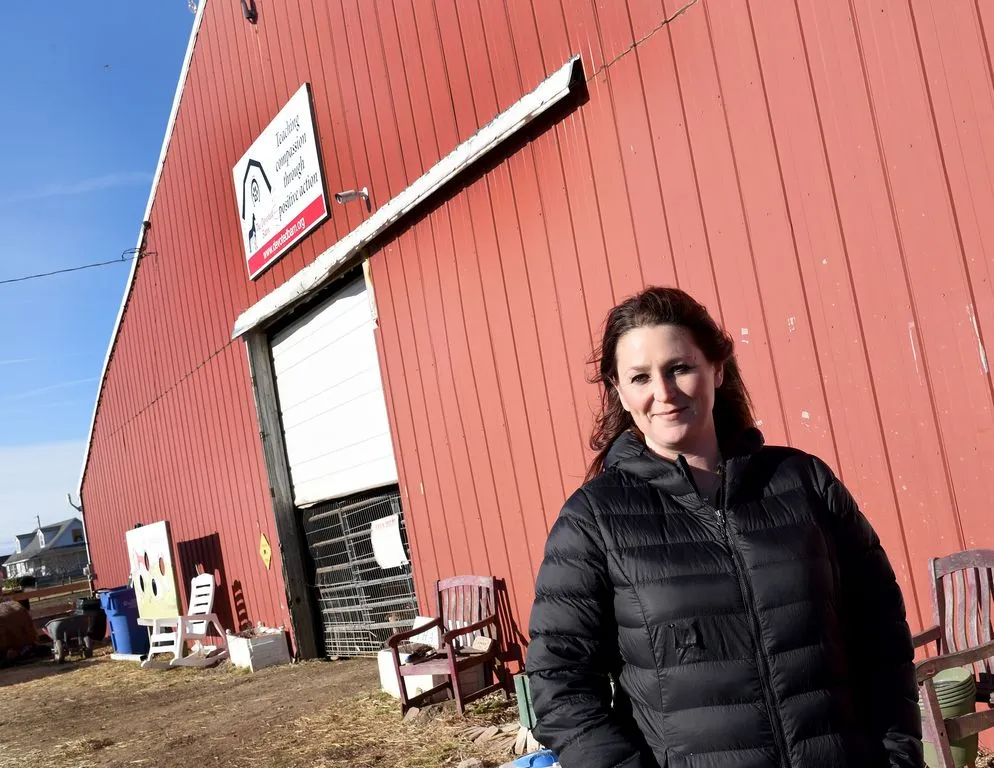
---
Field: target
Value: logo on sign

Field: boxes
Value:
[240,159,272,254]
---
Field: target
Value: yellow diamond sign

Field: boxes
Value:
[259,533,273,569]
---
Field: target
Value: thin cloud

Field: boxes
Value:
[0,397,86,412]
[0,357,39,366]
[0,352,89,366]
[0,377,97,402]
[0,171,152,207]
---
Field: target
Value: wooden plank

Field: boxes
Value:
[919,680,957,768]
[707,0,838,465]
[368,255,438,609]
[945,709,994,743]
[244,331,320,660]
[214,348,267,625]
[795,0,960,611]
[981,568,993,674]
[409,212,492,580]
[966,568,981,654]
[344,0,396,202]
[942,574,957,654]
[856,0,994,554]
[918,639,994,682]
[905,0,994,552]
[556,103,616,339]
[577,65,645,301]
[4,582,91,604]
[934,550,994,578]
[660,0,785,444]
[954,569,968,652]
[442,190,529,626]
[484,163,567,569]
[381,234,458,578]
[373,0,424,182]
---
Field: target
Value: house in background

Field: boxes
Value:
[4,518,87,580]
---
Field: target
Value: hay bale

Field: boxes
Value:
[0,600,38,661]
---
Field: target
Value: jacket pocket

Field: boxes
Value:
[666,619,706,664]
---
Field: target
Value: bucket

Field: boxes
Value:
[504,749,559,768]
[920,666,978,768]
[74,596,107,640]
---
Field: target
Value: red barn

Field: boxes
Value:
[81,0,994,663]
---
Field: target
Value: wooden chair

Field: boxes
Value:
[912,549,994,768]
[386,575,508,715]
[142,572,229,668]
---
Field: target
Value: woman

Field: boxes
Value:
[527,287,921,768]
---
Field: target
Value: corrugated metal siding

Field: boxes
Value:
[85,0,593,635]
[80,0,487,629]
[84,0,994,648]
[369,0,994,645]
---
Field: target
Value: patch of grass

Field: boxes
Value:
[465,692,517,720]
[406,738,463,767]
[56,737,114,757]
[251,691,511,767]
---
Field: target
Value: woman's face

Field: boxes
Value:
[614,324,723,461]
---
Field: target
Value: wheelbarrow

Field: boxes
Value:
[43,598,106,663]
[44,614,95,662]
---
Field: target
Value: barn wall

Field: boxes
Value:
[369,0,994,644]
[83,0,994,649]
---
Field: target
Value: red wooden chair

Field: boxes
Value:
[386,575,508,715]
[912,549,994,768]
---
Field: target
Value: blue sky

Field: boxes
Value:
[0,4,195,554]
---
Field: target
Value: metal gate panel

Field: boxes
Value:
[301,486,417,657]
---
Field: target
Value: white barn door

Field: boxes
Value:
[270,276,398,507]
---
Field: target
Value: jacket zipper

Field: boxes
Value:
[713,481,791,768]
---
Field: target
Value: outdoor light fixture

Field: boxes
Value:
[240,0,258,23]
[335,187,371,212]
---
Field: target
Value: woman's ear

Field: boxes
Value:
[714,363,725,390]
[614,381,631,414]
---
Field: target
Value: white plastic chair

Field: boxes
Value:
[142,573,229,668]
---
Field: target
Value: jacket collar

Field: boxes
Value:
[605,428,765,504]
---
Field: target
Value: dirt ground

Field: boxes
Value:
[0,644,518,768]
[6,643,989,768]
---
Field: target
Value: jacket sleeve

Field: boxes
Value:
[814,459,923,768]
[526,490,654,768]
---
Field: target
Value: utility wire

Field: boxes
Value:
[0,250,139,286]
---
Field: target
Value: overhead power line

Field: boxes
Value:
[0,250,139,286]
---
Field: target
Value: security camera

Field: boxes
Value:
[334,187,371,211]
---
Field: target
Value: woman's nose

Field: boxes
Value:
[653,375,678,403]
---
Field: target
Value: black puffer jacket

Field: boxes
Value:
[527,431,921,768]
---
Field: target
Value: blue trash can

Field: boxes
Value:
[98,586,149,656]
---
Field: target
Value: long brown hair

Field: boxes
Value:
[586,287,755,480]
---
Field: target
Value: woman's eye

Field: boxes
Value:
[672,364,694,375]
[631,374,650,384]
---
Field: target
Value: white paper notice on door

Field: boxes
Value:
[370,514,408,569]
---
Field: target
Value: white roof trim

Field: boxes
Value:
[231,54,583,338]
[78,0,209,495]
